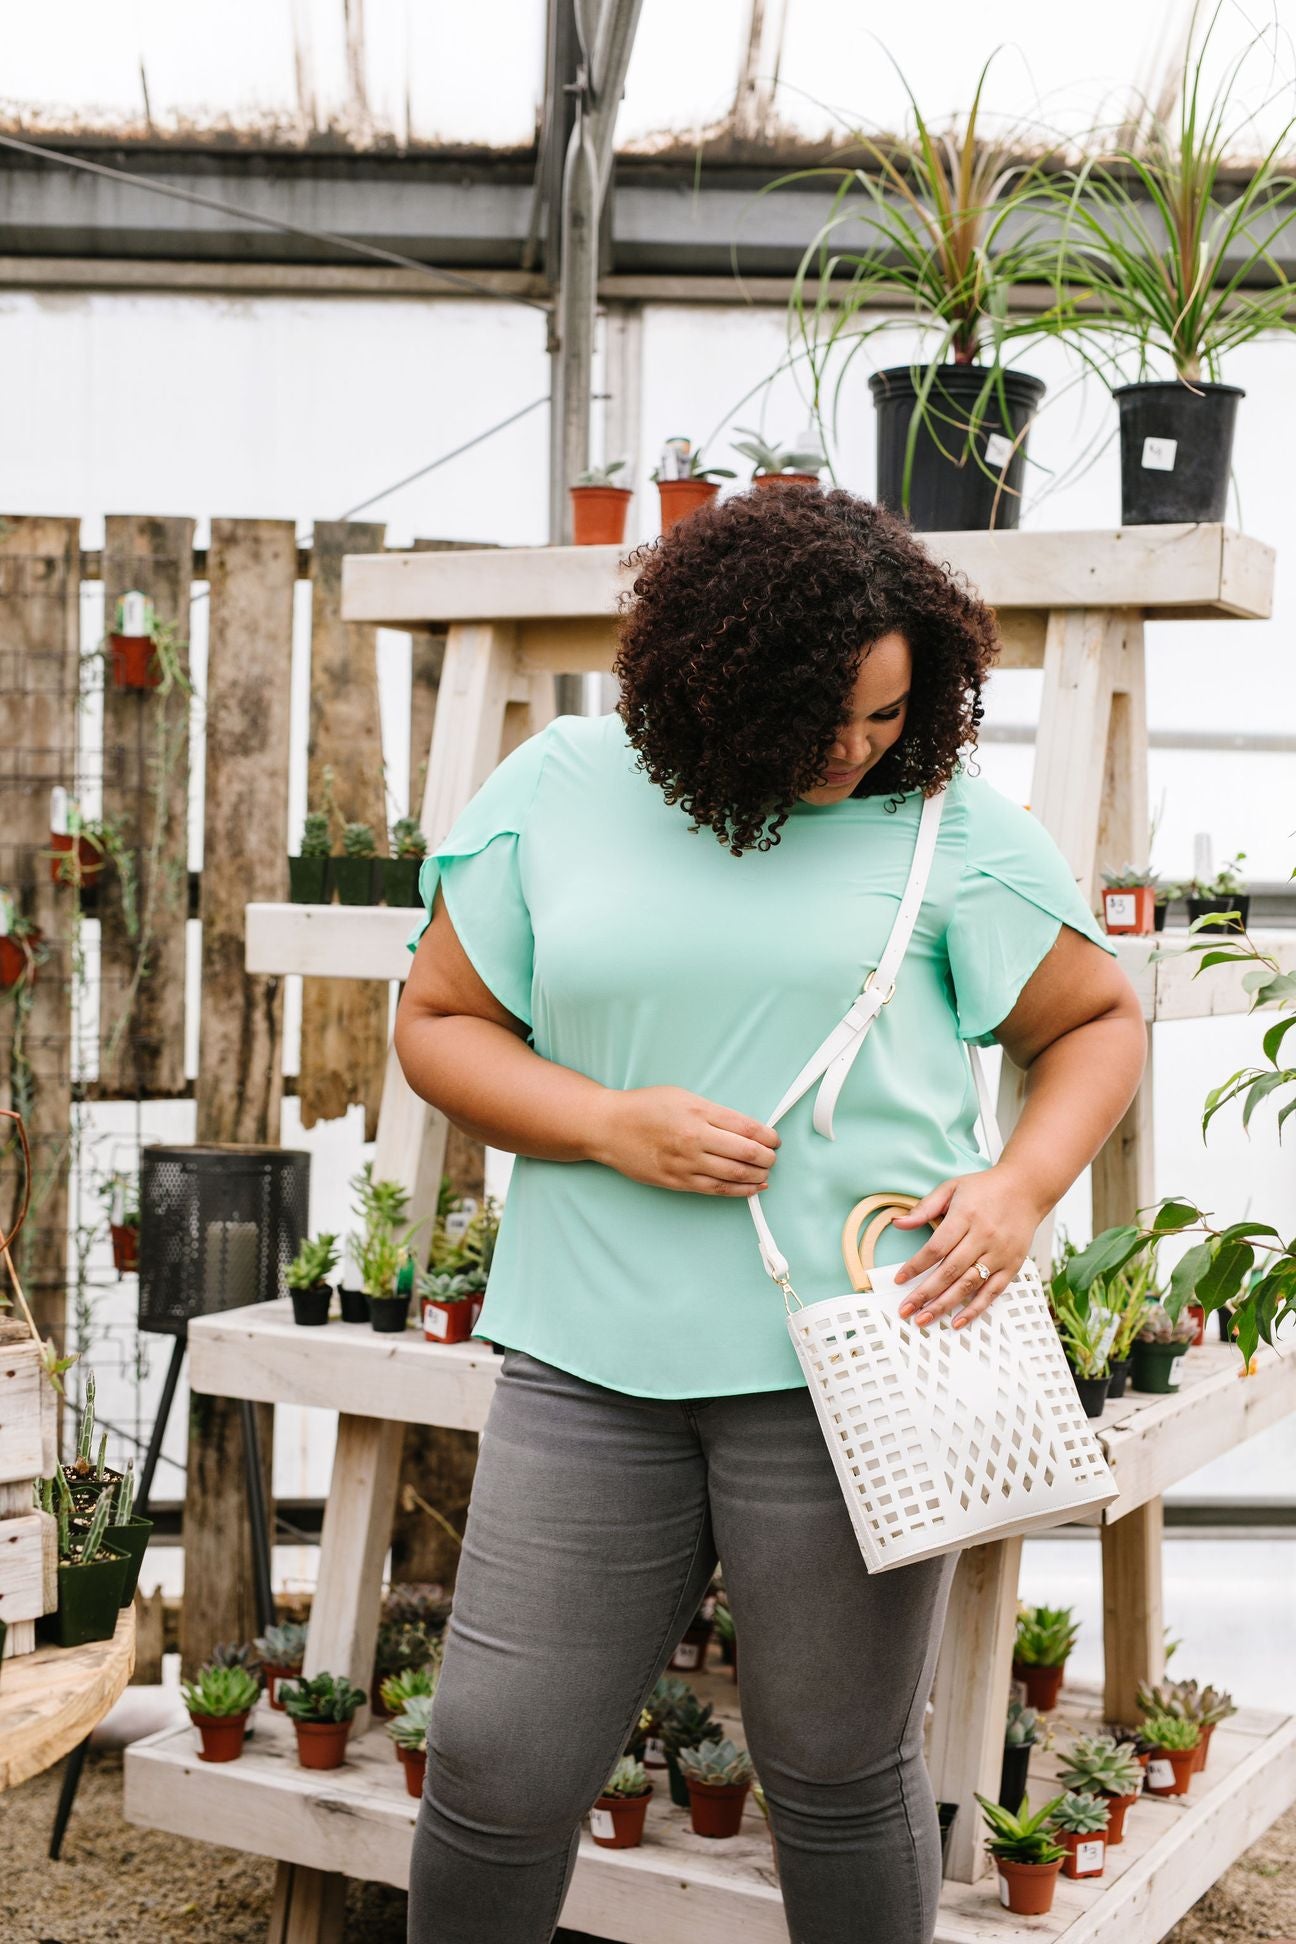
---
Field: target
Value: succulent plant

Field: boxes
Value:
[63,1482,114,1567]
[341,822,377,859]
[209,1640,265,1684]
[381,1581,453,1632]
[390,817,428,860]
[712,1601,735,1646]
[1056,1734,1142,1797]
[1013,1604,1079,1669]
[285,1234,340,1291]
[1141,1711,1200,1752]
[300,810,331,859]
[280,1671,367,1724]
[574,460,626,487]
[387,1693,435,1754]
[182,1663,261,1718]
[730,427,825,477]
[379,1661,440,1715]
[600,1755,651,1799]
[976,1792,1068,1865]
[1136,1677,1235,1727]
[677,1737,754,1788]
[1005,1700,1039,1748]
[659,1691,723,1762]
[1137,1305,1198,1345]
[374,1620,444,1683]
[1049,1790,1110,1836]
[254,1621,308,1669]
[418,1269,477,1304]
[111,1460,137,1525]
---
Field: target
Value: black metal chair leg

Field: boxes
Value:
[49,1735,90,1859]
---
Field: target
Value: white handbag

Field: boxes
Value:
[748,784,1117,1572]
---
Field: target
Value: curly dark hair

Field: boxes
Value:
[614,487,999,856]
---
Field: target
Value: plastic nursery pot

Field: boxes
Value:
[1012,1660,1065,1712]
[189,1708,251,1763]
[1107,1357,1131,1400]
[1154,899,1170,932]
[1102,1790,1139,1845]
[1057,1828,1106,1880]
[1102,885,1156,935]
[994,1856,1063,1916]
[657,478,719,531]
[469,1292,485,1328]
[589,1785,653,1848]
[1194,1721,1217,1772]
[998,1739,1032,1811]
[1114,381,1243,525]
[1187,894,1249,933]
[290,1283,333,1327]
[1186,1303,1207,1347]
[664,1750,691,1809]
[1072,1371,1111,1419]
[752,471,820,491]
[332,856,377,906]
[667,1619,712,1673]
[288,855,329,904]
[422,1297,475,1344]
[338,1286,370,1324]
[294,1719,352,1770]
[569,485,632,546]
[110,1515,155,1606]
[47,1544,130,1647]
[1144,1746,1197,1796]
[869,364,1046,532]
[1131,1340,1189,1394]
[0,934,38,990]
[262,1663,303,1710]
[109,1221,140,1275]
[938,1802,958,1869]
[369,1291,412,1334]
[397,1744,427,1799]
[381,857,422,908]
[49,833,105,886]
[686,1777,749,1838]
[108,633,162,691]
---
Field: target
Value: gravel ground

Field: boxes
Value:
[1,1748,1292,1942]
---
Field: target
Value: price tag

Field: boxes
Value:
[644,1737,666,1765]
[424,1305,448,1339]
[1105,893,1136,927]
[1075,1838,1105,1873]
[997,1873,1011,1907]
[590,1806,615,1839]
[1167,1357,1183,1388]
[672,1642,700,1669]
[985,432,1015,468]
[1141,436,1178,471]
[1147,1758,1176,1789]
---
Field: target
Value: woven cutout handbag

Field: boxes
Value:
[747,783,1117,1573]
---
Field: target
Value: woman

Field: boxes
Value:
[396,489,1146,1943]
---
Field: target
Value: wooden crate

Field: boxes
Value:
[0,1331,58,1658]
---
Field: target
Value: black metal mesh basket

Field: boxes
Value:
[138,1144,311,1336]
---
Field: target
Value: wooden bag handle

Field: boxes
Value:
[841,1193,920,1293]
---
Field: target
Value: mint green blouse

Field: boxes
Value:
[407,714,1115,1398]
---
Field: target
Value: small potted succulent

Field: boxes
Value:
[1048,1791,1109,1879]
[380,1660,439,1719]
[678,1737,754,1838]
[181,1662,261,1762]
[0,895,42,992]
[976,1792,1067,1916]
[384,818,428,907]
[333,822,378,905]
[289,809,332,904]
[62,1374,122,1507]
[999,1699,1039,1810]
[1100,866,1159,936]
[388,1692,436,1798]
[589,1754,654,1848]
[651,437,735,531]
[44,1473,130,1647]
[419,1269,477,1343]
[372,1623,443,1719]
[336,1250,370,1325]
[100,1170,140,1275]
[254,1620,309,1709]
[107,1460,154,1607]
[1186,853,1249,933]
[349,1166,420,1332]
[569,461,632,545]
[1137,1677,1236,1773]
[668,1591,715,1674]
[1131,1305,1197,1392]
[1056,1733,1142,1845]
[1012,1604,1079,1712]
[106,591,162,691]
[280,1671,367,1770]
[1140,1712,1200,1795]
[659,1689,723,1807]
[731,426,824,490]
[285,1232,340,1327]
[626,1674,689,1771]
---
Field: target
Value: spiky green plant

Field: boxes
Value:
[1057,1734,1142,1798]
[573,460,626,487]
[112,1460,137,1524]
[1014,1604,1079,1669]
[254,1621,308,1669]
[1005,1700,1039,1748]
[379,1662,439,1716]
[390,818,428,860]
[1049,1790,1109,1835]
[418,1270,476,1305]
[280,1671,367,1724]
[677,1737,754,1787]
[64,1485,114,1568]
[387,1693,435,1753]
[730,428,824,478]
[341,822,377,859]
[300,811,331,859]
[712,1601,735,1646]
[209,1641,264,1683]
[1142,1712,1200,1752]
[76,1371,96,1466]
[1137,1677,1235,1728]
[182,1663,261,1718]
[599,1755,651,1799]
[285,1234,340,1291]
[976,1792,1068,1865]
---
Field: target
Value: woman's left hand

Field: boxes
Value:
[890,1167,1045,1330]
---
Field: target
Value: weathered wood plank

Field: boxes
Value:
[298,520,388,1142]
[1101,1499,1164,1724]
[97,514,195,1098]
[0,1607,135,1791]
[929,1538,1023,1883]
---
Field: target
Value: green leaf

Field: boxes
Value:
[1151,1200,1201,1234]
[1166,1242,1214,1315]
[1195,1241,1255,1312]
[1214,1221,1281,1245]
[1065,1226,1143,1296]
[1233,1301,1260,1365]
[1242,1072,1290,1131]
[1261,1014,1296,1066]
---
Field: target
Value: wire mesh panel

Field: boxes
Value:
[138,1144,311,1336]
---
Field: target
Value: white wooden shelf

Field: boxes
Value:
[124,1662,1296,1944]
[245,903,1296,1024]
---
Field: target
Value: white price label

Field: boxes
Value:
[1075,1838,1105,1873]
[644,1737,666,1765]
[997,1872,1011,1907]
[1167,1356,1183,1387]
[1147,1758,1176,1790]
[672,1642,700,1669]
[985,432,1015,468]
[1141,435,1178,472]
[424,1305,448,1339]
[590,1807,615,1839]
[1105,893,1136,926]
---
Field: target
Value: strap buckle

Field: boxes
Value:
[863,968,896,1006]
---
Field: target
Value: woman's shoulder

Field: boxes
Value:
[944,763,1059,873]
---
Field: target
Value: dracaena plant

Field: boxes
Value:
[1014,1604,1080,1669]
[976,1792,1068,1865]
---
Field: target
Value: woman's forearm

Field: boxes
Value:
[998,1003,1148,1218]
[394,1008,613,1162]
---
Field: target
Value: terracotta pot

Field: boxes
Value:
[262,1662,302,1710]
[752,471,819,491]
[1186,1303,1207,1347]
[995,1857,1063,1915]
[1101,885,1156,935]
[397,1744,427,1799]
[1195,1720,1217,1771]
[570,485,632,546]
[1144,1745,1197,1795]
[0,933,38,990]
[49,833,104,885]
[1013,1659,1065,1711]
[1102,1789,1139,1845]
[668,1619,712,1673]
[422,1298,475,1343]
[190,1708,251,1763]
[1057,1827,1106,1879]
[657,478,719,531]
[589,1785,652,1848]
[686,1778,749,1838]
[293,1718,352,1770]
[469,1291,485,1328]
[109,1221,139,1274]
[108,632,161,690]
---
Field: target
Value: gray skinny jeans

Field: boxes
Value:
[408,1348,957,1944]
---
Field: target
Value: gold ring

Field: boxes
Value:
[974,1260,991,1283]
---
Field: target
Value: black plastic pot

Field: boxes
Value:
[664,1750,691,1809]
[1000,1738,1033,1811]
[1107,1357,1131,1400]
[109,1515,155,1606]
[382,858,422,907]
[290,1282,333,1327]
[332,857,376,906]
[938,1801,959,1868]
[369,1291,412,1334]
[1153,900,1170,932]
[1114,381,1243,524]
[46,1544,130,1647]
[1073,1372,1111,1419]
[338,1286,370,1324]
[288,855,329,904]
[1187,894,1249,933]
[869,364,1046,531]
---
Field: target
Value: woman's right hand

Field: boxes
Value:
[591,1087,780,1196]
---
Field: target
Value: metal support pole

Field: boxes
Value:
[240,1396,276,1637]
[134,1333,186,1521]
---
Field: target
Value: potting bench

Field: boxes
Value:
[120,525,1296,1939]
